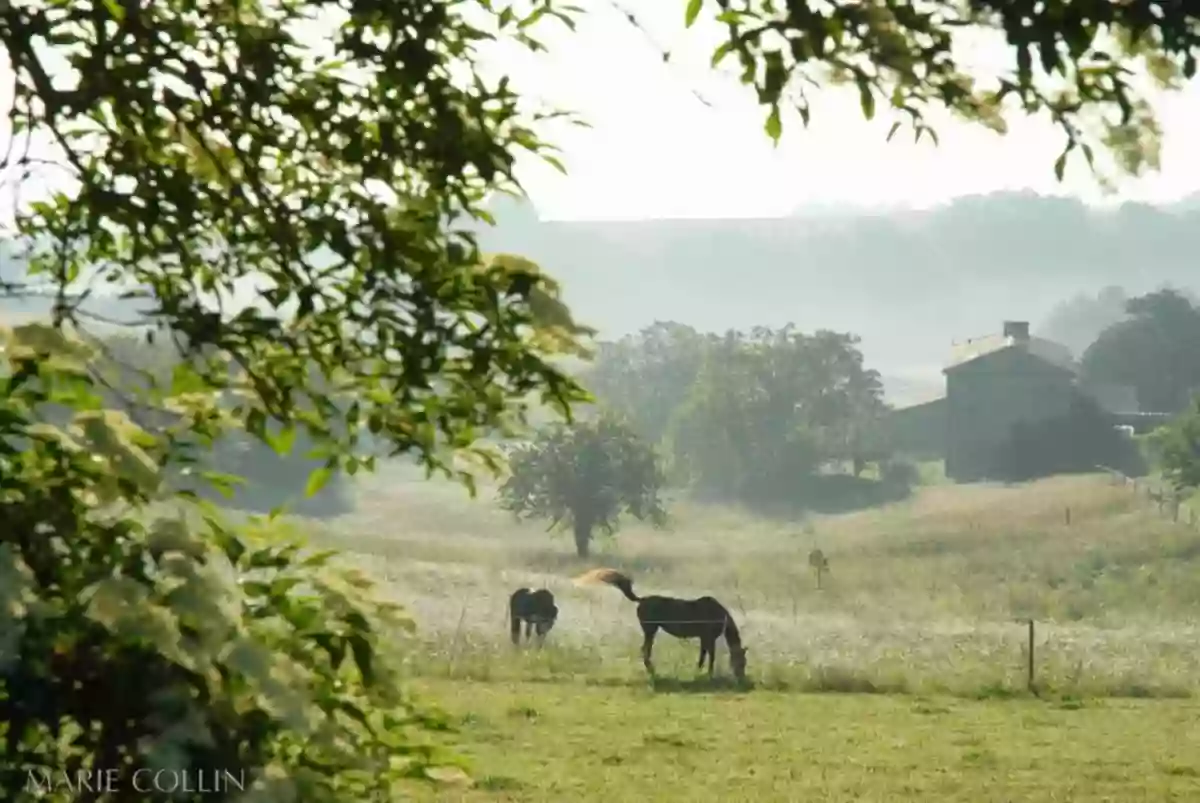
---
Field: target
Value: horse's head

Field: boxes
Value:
[730,644,749,682]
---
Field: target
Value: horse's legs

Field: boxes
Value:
[700,637,717,677]
[525,620,534,642]
[640,626,658,676]
[510,613,522,646]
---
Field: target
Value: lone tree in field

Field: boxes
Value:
[499,417,668,557]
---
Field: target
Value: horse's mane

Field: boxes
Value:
[721,612,743,647]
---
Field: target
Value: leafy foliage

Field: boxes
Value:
[585,322,708,445]
[665,326,893,512]
[1038,285,1130,358]
[694,0,1197,185]
[0,0,596,796]
[0,0,592,485]
[499,416,667,557]
[0,325,460,801]
[91,332,356,517]
[1146,398,1200,492]
[1081,289,1200,413]
[583,323,904,515]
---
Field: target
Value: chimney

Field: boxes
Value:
[1003,320,1030,342]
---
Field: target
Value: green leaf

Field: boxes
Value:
[267,424,297,456]
[711,41,734,68]
[764,107,782,142]
[101,0,125,21]
[300,549,339,567]
[347,632,375,685]
[312,632,346,669]
[199,470,245,499]
[886,121,902,142]
[542,154,568,174]
[304,466,333,497]
[856,76,876,120]
[1054,152,1067,181]
[245,407,267,439]
[519,6,547,29]
[685,0,703,28]
[1081,142,1096,169]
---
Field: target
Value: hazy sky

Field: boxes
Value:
[4,4,1200,225]
[481,2,1200,220]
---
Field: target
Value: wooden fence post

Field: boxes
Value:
[808,549,828,591]
[1026,619,1036,694]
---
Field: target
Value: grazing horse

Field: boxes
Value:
[508,587,559,646]
[575,568,748,682]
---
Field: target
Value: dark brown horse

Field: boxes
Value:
[508,587,558,646]
[576,568,748,682]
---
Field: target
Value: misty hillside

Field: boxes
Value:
[477,191,1200,405]
[4,191,1197,408]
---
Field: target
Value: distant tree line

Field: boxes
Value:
[583,322,913,515]
[495,321,914,556]
[1036,286,1200,490]
[1040,285,1200,415]
[1079,289,1200,415]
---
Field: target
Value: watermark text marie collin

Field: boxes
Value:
[26,768,248,796]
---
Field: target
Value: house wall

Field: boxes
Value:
[945,348,1076,482]
[887,397,947,460]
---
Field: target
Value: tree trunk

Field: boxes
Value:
[572,519,592,558]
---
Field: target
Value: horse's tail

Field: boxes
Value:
[573,568,640,602]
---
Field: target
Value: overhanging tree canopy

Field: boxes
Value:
[0,0,594,795]
[0,0,593,486]
[692,0,1197,185]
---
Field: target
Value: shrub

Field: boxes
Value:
[0,325,458,802]
[881,458,922,491]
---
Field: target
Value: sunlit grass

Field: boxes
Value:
[392,680,1200,802]
[292,465,1200,700]
[226,463,1200,799]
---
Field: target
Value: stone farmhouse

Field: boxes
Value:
[888,320,1171,482]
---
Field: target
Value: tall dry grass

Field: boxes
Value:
[298,465,1200,699]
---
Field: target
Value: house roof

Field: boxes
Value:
[891,395,946,413]
[944,334,1077,375]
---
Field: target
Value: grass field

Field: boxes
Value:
[282,464,1200,799]
[393,681,1200,802]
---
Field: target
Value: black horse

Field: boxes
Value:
[508,587,559,646]
[577,568,748,682]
